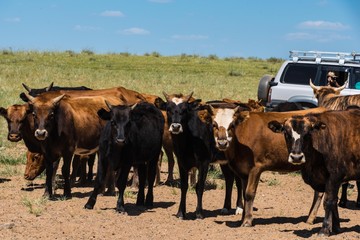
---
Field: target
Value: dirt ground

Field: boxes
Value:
[0,163,360,240]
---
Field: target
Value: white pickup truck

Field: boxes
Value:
[258,50,360,110]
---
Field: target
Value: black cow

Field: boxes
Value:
[269,109,360,236]
[157,92,216,219]
[84,102,164,213]
[20,82,92,101]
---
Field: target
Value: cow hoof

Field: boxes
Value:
[220,208,230,215]
[338,200,347,208]
[235,207,243,215]
[196,213,204,220]
[318,229,330,237]
[176,212,185,220]
[241,221,253,227]
[84,204,94,210]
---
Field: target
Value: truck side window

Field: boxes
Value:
[281,64,317,85]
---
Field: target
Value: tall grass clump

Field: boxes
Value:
[21,195,48,216]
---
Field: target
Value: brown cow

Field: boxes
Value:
[209,106,327,227]
[268,109,360,236]
[24,92,143,199]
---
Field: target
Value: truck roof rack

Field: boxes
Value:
[289,50,360,65]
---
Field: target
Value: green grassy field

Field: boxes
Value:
[0,50,283,166]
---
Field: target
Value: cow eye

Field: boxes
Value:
[32,112,37,119]
[213,122,218,129]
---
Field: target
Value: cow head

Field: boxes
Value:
[25,93,65,141]
[24,151,46,180]
[0,104,30,142]
[20,82,54,102]
[309,79,346,106]
[162,92,195,135]
[98,101,137,145]
[268,115,326,165]
[208,105,239,151]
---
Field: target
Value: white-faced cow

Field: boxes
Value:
[209,106,327,227]
[84,101,164,213]
[269,109,360,236]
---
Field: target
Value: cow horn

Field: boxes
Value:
[130,103,138,110]
[334,81,347,92]
[24,92,35,103]
[105,100,113,110]
[22,83,32,93]
[45,82,54,92]
[52,94,65,106]
[162,91,171,102]
[185,92,194,102]
[309,78,320,91]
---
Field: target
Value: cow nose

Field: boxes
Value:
[288,153,306,165]
[169,123,183,134]
[116,138,125,144]
[8,133,21,142]
[34,129,48,140]
[216,139,229,151]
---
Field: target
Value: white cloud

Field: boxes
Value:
[120,28,150,35]
[73,25,100,31]
[171,34,209,40]
[4,17,21,23]
[100,10,124,17]
[285,32,351,42]
[298,21,349,30]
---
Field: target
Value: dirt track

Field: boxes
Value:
[0,164,360,240]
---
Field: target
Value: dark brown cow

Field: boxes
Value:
[24,92,142,199]
[310,79,360,208]
[268,109,360,236]
[209,106,327,227]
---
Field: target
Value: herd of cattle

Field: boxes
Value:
[1,80,360,236]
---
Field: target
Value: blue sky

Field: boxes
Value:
[1,0,359,59]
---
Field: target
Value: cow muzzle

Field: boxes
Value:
[288,153,306,165]
[8,133,22,142]
[216,139,229,151]
[115,138,126,145]
[34,129,48,141]
[169,123,183,134]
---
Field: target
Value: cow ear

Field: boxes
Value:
[235,111,250,125]
[154,97,166,110]
[97,108,111,120]
[19,92,30,102]
[0,107,7,117]
[312,121,326,130]
[268,120,284,133]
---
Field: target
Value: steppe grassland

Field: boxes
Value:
[0,51,282,166]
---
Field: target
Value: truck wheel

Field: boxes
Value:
[257,75,274,105]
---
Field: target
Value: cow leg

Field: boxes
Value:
[306,191,324,224]
[84,154,109,209]
[130,167,139,188]
[136,164,146,206]
[164,147,175,184]
[70,155,81,185]
[176,166,189,219]
[195,162,209,219]
[116,163,132,214]
[44,155,54,199]
[78,155,88,185]
[319,181,341,236]
[241,168,261,227]
[356,180,360,207]
[145,159,158,207]
[219,164,235,214]
[61,153,73,199]
[338,182,348,208]
[155,150,163,186]
[234,175,244,215]
[87,153,96,182]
